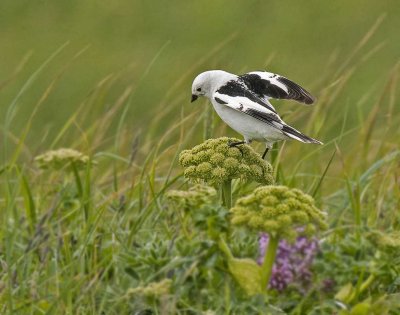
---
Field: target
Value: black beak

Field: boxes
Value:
[191,94,198,103]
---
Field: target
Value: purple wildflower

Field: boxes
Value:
[258,233,319,292]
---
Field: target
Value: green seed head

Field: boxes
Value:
[230,185,327,240]
[166,184,217,211]
[368,231,400,254]
[127,279,172,297]
[35,148,92,170]
[179,137,274,185]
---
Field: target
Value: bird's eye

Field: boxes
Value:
[196,88,201,92]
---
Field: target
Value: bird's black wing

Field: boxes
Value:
[239,71,315,105]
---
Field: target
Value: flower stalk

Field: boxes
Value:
[260,235,279,289]
[221,180,232,208]
[218,236,234,260]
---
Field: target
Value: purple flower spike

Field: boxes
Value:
[258,233,319,292]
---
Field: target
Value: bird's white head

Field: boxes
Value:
[191,70,235,102]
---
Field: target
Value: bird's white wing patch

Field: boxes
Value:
[213,92,284,129]
[239,71,315,105]
[215,78,278,114]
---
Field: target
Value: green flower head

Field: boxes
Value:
[231,185,328,241]
[368,231,400,254]
[179,137,274,185]
[166,184,217,210]
[35,148,91,170]
[127,279,172,297]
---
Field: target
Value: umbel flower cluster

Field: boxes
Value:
[368,230,400,254]
[179,137,274,185]
[127,279,172,297]
[165,184,217,211]
[231,185,328,241]
[258,233,319,292]
[35,148,91,170]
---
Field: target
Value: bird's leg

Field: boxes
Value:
[228,140,246,156]
[262,147,269,160]
[262,144,272,160]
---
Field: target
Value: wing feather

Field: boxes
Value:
[239,71,315,105]
[216,79,277,113]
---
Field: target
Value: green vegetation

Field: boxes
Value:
[1,1,400,314]
[179,137,273,186]
[230,186,327,240]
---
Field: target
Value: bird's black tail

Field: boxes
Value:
[282,124,323,145]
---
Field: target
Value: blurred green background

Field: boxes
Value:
[0,1,399,158]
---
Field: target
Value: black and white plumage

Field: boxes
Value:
[239,71,315,105]
[191,70,322,157]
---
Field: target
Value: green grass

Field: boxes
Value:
[1,2,400,314]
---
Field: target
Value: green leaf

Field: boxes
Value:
[350,302,371,315]
[125,267,140,280]
[227,257,263,295]
[370,294,400,315]
[19,171,37,230]
[335,283,354,304]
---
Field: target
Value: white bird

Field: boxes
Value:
[191,70,322,158]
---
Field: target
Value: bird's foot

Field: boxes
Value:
[228,140,246,147]
[228,140,246,156]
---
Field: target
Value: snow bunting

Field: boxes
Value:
[191,70,322,158]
